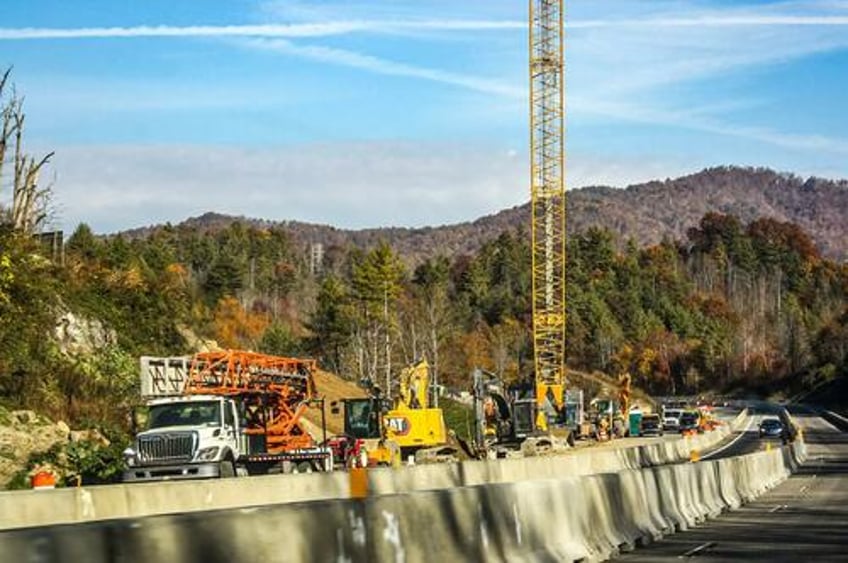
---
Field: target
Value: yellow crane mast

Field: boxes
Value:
[530,0,566,426]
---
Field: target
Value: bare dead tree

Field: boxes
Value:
[1,67,54,234]
[0,67,13,203]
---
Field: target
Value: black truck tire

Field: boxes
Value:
[219,459,236,478]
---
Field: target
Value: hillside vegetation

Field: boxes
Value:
[7,209,846,415]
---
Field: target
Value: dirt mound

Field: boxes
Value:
[302,370,368,436]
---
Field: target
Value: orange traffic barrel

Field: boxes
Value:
[31,471,56,490]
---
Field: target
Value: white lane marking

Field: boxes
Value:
[678,541,717,558]
[768,505,788,513]
[826,410,848,425]
[701,414,757,460]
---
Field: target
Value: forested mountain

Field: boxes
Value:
[123,166,848,264]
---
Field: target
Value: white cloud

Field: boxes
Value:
[45,143,706,233]
[49,143,524,232]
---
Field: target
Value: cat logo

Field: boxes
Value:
[384,416,411,437]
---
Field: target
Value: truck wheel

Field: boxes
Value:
[219,459,236,478]
[295,461,313,474]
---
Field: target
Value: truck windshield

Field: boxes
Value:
[148,401,221,429]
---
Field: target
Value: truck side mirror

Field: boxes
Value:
[132,406,149,431]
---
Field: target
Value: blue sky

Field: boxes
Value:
[1,0,848,232]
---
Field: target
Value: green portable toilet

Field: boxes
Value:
[629,411,642,437]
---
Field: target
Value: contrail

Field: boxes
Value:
[571,15,848,29]
[0,20,523,41]
[0,15,847,41]
[246,38,524,99]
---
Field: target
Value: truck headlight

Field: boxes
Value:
[196,447,220,461]
[123,447,137,467]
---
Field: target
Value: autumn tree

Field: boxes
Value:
[212,296,270,349]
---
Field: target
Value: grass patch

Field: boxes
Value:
[0,406,11,427]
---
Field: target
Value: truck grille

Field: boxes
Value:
[138,432,197,463]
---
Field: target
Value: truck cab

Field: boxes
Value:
[123,394,241,481]
[662,407,683,432]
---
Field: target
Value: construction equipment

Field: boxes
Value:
[618,372,632,418]
[472,368,538,453]
[564,388,595,439]
[530,0,567,430]
[331,358,455,467]
[123,351,332,482]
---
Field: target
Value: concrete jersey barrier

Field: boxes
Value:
[0,421,804,563]
[0,441,805,563]
[0,408,748,530]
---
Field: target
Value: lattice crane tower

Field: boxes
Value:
[530,0,566,419]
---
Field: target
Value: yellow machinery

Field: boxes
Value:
[334,358,449,467]
[618,372,632,418]
[383,358,448,452]
[530,0,567,427]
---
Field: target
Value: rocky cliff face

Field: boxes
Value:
[54,311,117,356]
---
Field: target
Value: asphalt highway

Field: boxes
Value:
[700,403,791,461]
[615,409,848,562]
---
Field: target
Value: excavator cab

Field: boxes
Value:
[342,397,383,440]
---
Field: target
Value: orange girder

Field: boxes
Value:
[185,350,318,453]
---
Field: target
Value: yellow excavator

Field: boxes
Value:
[331,358,452,467]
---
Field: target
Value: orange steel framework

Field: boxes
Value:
[530,0,566,414]
[185,350,317,453]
